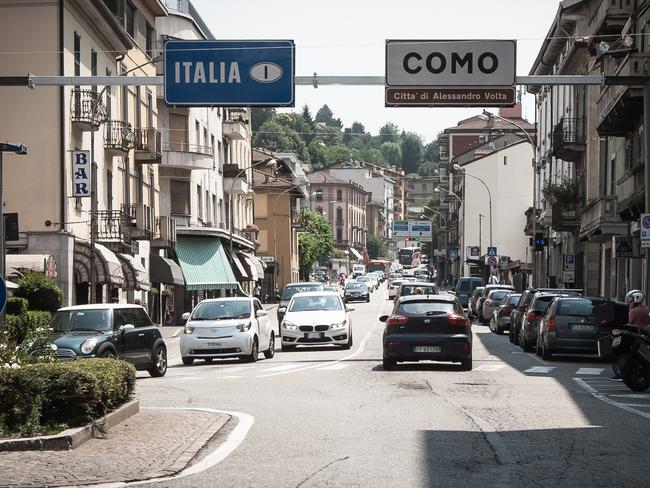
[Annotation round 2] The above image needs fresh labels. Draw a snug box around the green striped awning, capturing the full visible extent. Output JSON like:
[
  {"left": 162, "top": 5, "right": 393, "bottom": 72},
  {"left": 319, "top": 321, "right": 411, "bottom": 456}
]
[{"left": 175, "top": 237, "right": 239, "bottom": 291}]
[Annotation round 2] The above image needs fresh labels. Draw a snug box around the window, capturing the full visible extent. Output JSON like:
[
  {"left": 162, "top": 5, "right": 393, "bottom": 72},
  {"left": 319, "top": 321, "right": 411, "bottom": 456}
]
[
  {"left": 74, "top": 32, "right": 81, "bottom": 76},
  {"left": 211, "top": 135, "right": 215, "bottom": 167},
  {"left": 213, "top": 195, "right": 217, "bottom": 224},
  {"left": 204, "top": 128, "right": 208, "bottom": 152},
  {"left": 336, "top": 207, "right": 343, "bottom": 223},
  {"left": 195, "top": 120, "right": 200, "bottom": 148},
  {"left": 106, "top": 170, "right": 113, "bottom": 211},
  {"left": 105, "top": 68, "right": 112, "bottom": 119},
  {"left": 170, "top": 180, "right": 190, "bottom": 215},
  {"left": 135, "top": 86, "right": 141, "bottom": 129},
  {"left": 145, "top": 22, "right": 155, "bottom": 58},
  {"left": 197, "top": 184, "right": 203, "bottom": 220},
  {"left": 316, "top": 189, "right": 323, "bottom": 201},
  {"left": 205, "top": 190, "right": 210, "bottom": 222},
  {"left": 90, "top": 49, "right": 97, "bottom": 93},
  {"left": 148, "top": 169, "right": 155, "bottom": 210},
  {"left": 336, "top": 189, "right": 343, "bottom": 201},
  {"left": 125, "top": 1, "right": 135, "bottom": 38},
  {"left": 336, "top": 228, "right": 343, "bottom": 241}
]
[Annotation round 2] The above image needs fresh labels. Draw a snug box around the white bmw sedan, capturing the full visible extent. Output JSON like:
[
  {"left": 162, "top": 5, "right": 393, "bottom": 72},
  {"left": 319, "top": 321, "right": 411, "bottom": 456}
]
[
  {"left": 280, "top": 292, "right": 354, "bottom": 351},
  {"left": 180, "top": 297, "right": 274, "bottom": 365}
]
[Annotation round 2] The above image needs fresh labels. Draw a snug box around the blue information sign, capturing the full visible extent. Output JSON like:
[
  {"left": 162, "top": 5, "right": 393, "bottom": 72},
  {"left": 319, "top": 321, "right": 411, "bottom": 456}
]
[
  {"left": 164, "top": 40, "right": 295, "bottom": 107},
  {"left": 487, "top": 246, "right": 497, "bottom": 257}
]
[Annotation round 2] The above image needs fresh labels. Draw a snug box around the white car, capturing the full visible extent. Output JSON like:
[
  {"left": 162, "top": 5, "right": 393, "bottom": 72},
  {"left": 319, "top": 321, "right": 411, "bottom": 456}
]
[
  {"left": 388, "top": 279, "right": 405, "bottom": 300},
  {"left": 281, "top": 291, "right": 354, "bottom": 351},
  {"left": 180, "top": 297, "right": 274, "bottom": 365}
]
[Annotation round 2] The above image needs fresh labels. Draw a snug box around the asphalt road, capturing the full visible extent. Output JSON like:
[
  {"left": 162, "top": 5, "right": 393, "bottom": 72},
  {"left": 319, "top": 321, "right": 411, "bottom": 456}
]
[{"left": 136, "top": 285, "right": 650, "bottom": 488}]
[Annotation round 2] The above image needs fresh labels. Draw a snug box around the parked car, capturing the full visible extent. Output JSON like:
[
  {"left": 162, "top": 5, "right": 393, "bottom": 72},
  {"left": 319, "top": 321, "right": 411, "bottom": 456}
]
[
  {"left": 476, "top": 285, "right": 515, "bottom": 323},
  {"left": 519, "top": 292, "right": 575, "bottom": 352},
  {"left": 388, "top": 278, "right": 405, "bottom": 300},
  {"left": 180, "top": 297, "right": 274, "bottom": 365},
  {"left": 489, "top": 293, "right": 521, "bottom": 335},
  {"left": 277, "top": 282, "right": 325, "bottom": 327},
  {"left": 367, "top": 274, "right": 380, "bottom": 290},
  {"left": 455, "top": 277, "right": 485, "bottom": 309},
  {"left": 510, "top": 288, "right": 582, "bottom": 345},
  {"left": 480, "top": 288, "right": 513, "bottom": 324},
  {"left": 343, "top": 281, "right": 370, "bottom": 303},
  {"left": 394, "top": 281, "right": 438, "bottom": 302},
  {"left": 380, "top": 295, "right": 472, "bottom": 371},
  {"left": 537, "top": 297, "right": 628, "bottom": 359},
  {"left": 49, "top": 304, "right": 168, "bottom": 377},
  {"left": 280, "top": 291, "right": 354, "bottom": 351},
  {"left": 468, "top": 286, "right": 485, "bottom": 318}
]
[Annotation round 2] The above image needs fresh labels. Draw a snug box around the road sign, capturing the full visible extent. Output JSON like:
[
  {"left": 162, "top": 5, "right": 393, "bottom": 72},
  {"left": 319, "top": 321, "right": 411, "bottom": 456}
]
[
  {"left": 411, "top": 222, "right": 432, "bottom": 239},
  {"left": 562, "top": 270, "right": 575, "bottom": 283},
  {"left": 641, "top": 214, "right": 650, "bottom": 241},
  {"left": 71, "top": 150, "right": 90, "bottom": 198},
  {"left": 0, "top": 276, "right": 7, "bottom": 314},
  {"left": 487, "top": 246, "right": 497, "bottom": 257},
  {"left": 448, "top": 249, "right": 458, "bottom": 260},
  {"left": 563, "top": 254, "right": 575, "bottom": 271},
  {"left": 470, "top": 246, "right": 480, "bottom": 258},
  {"left": 392, "top": 220, "right": 410, "bottom": 237},
  {"left": 486, "top": 256, "right": 498, "bottom": 267},
  {"left": 499, "top": 256, "right": 509, "bottom": 269},
  {"left": 386, "top": 87, "right": 516, "bottom": 107},
  {"left": 164, "top": 40, "right": 295, "bottom": 106}
]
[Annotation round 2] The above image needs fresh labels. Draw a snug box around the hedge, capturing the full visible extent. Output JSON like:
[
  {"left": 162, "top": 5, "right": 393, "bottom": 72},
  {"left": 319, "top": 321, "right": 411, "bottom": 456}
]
[
  {"left": 0, "top": 359, "right": 136, "bottom": 437},
  {"left": 6, "top": 297, "right": 28, "bottom": 316},
  {"left": 3, "top": 311, "right": 51, "bottom": 346}
]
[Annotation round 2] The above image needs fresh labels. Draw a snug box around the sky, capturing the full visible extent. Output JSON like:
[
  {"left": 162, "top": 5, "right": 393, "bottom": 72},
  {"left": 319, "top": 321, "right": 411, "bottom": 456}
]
[{"left": 192, "top": 0, "right": 561, "bottom": 143}]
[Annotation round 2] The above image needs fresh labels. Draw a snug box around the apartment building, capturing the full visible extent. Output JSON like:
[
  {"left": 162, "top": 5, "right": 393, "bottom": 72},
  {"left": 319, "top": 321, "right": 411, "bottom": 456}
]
[{"left": 0, "top": 0, "right": 168, "bottom": 307}]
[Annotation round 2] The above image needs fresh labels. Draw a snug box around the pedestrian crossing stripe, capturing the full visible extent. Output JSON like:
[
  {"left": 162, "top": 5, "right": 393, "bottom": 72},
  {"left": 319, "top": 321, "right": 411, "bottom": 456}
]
[
  {"left": 475, "top": 364, "right": 506, "bottom": 372},
  {"left": 575, "top": 367, "right": 605, "bottom": 375},
  {"left": 258, "top": 364, "right": 304, "bottom": 372},
  {"left": 317, "top": 363, "right": 349, "bottom": 371},
  {"left": 524, "top": 366, "right": 555, "bottom": 374}
]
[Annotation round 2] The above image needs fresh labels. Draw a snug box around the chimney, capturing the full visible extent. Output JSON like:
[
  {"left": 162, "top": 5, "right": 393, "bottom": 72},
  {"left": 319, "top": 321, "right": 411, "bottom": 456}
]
[{"left": 499, "top": 102, "right": 522, "bottom": 119}]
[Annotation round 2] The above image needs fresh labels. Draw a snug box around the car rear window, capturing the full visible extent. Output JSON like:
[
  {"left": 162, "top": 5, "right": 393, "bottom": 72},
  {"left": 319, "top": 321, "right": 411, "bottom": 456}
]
[
  {"left": 557, "top": 299, "right": 604, "bottom": 317},
  {"left": 531, "top": 295, "right": 556, "bottom": 313},
  {"left": 401, "top": 285, "right": 437, "bottom": 296},
  {"left": 282, "top": 284, "right": 323, "bottom": 300},
  {"left": 507, "top": 295, "right": 521, "bottom": 306},
  {"left": 397, "top": 301, "right": 455, "bottom": 315},
  {"left": 489, "top": 290, "right": 509, "bottom": 301},
  {"left": 458, "top": 280, "right": 470, "bottom": 292}
]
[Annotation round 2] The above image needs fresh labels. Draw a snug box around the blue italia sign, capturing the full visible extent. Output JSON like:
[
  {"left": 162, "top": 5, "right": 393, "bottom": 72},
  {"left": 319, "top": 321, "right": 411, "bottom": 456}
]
[{"left": 164, "top": 40, "right": 295, "bottom": 106}]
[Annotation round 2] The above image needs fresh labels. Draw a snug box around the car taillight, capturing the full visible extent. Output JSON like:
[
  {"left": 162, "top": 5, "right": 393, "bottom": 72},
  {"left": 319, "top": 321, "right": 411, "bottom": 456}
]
[
  {"left": 547, "top": 316, "right": 556, "bottom": 332},
  {"left": 527, "top": 311, "right": 541, "bottom": 321},
  {"left": 387, "top": 315, "right": 408, "bottom": 330},
  {"left": 448, "top": 314, "right": 469, "bottom": 326}
]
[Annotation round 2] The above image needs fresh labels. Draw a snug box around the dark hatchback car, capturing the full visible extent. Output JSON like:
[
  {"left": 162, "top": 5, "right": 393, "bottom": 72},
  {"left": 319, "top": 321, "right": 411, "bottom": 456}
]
[
  {"left": 537, "top": 297, "right": 628, "bottom": 359},
  {"left": 519, "top": 293, "right": 566, "bottom": 352},
  {"left": 49, "top": 304, "right": 168, "bottom": 377},
  {"left": 394, "top": 282, "right": 438, "bottom": 301},
  {"left": 343, "top": 281, "right": 370, "bottom": 303},
  {"left": 380, "top": 295, "right": 472, "bottom": 371},
  {"left": 490, "top": 293, "right": 521, "bottom": 335},
  {"left": 277, "top": 282, "right": 324, "bottom": 324}
]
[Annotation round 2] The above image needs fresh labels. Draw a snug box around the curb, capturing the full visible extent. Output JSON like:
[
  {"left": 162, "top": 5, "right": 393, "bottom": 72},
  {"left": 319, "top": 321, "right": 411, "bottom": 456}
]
[{"left": 0, "top": 399, "right": 139, "bottom": 452}]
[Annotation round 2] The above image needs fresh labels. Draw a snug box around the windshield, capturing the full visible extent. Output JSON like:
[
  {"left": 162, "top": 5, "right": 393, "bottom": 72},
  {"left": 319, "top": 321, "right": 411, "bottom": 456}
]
[
  {"left": 191, "top": 300, "right": 251, "bottom": 320},
  {"left": 289, "top": 295, "right": 343, "bottom": 312},
  {"left": 557, "top": 299, "right": 605, "bottom": 317},
  {"left": 357, "top": 276, "right": 370, "bottom": 282},
  {"left": 50, "top": 309, "right": 112, "bottom": 332},
  {"left": 507, "top": 295, "right": 521, "bottom": 306},
  {"left": 282, "top": 284, "right": 323, "bottom": 300},
  {"left": 346, "top": 283, "right": 368, "bottom": 290},
  {"left": 397, "top": 302, "right": 455, "bottom": 315},
  {"left": 531, "top": 296, "right": 556, "bottom": 314},
  {"left": 489, "top": 290, "right": 509, "bottom": 301}
]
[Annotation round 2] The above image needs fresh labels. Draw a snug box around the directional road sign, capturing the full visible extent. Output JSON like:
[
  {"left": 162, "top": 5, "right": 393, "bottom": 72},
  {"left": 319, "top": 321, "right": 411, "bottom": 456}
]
[
  {"left": 164, "top": 40, "right": 295, "bottom": 106},
  {"left": 392, "top": 220, "right": 410, "bottom": 237}
]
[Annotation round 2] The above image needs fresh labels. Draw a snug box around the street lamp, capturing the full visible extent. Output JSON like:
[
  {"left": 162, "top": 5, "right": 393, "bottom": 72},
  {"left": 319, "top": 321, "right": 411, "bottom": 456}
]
[
  {"left": 0, "top": 143, "right": 27, "bottom": 310},
  {"left": 433, "top": 186, "right": 462, "bottom": 205},
  {"left": 433, "top": 186, "right": 463, "bottom": 282},
  {"left": 452, "top": 162, "right": 493, "bottom": 248}
]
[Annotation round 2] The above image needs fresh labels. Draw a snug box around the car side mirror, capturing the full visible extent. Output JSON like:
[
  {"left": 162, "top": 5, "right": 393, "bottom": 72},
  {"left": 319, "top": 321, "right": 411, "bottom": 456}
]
[
  {"left": 119, "top": 324, "right": 135, "bottom": 333},
  {"left": 346, "top": 307, "right": 355, "bottom": 312},
  {"left": 256, "top": 310, "right": 268, "bottom": 318},
  {"left": 181, "top": 312, "right": 190, "bottom": 321},
  {"left": 379, "top": 315, "right": 389, "bottom": 322}
]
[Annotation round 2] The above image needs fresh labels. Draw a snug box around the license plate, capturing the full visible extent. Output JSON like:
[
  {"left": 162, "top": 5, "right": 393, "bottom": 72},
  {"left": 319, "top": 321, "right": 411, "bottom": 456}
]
[
  {"left": 612, "top": 336, "right": 622, "bottom": 347},
  {"left": 414, "top": 345, "right": 441, "bottom": 353},
  {"left": 307, "top": 332, "right": 321, "bottom": 339},
  {"left": 207, "top": 342, "right": 222, "bottom": 347},
  {"left": 571, "top": 324, "right": 596, "bottom": 333}
]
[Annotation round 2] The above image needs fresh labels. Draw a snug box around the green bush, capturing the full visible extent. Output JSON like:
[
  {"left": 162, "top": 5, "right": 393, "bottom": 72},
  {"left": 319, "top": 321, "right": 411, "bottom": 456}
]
[
  {"left": 14, "top": 270, "right": 63, "bottom": 313},
  {"left": 0, "top": 359, "right": 136, "bottom": 437},
  {"left": 6, "top": 297, "right": 28, "bottom": 316},
  {"left": 2, "top": 311, "right": 51, "bottom": 346}
]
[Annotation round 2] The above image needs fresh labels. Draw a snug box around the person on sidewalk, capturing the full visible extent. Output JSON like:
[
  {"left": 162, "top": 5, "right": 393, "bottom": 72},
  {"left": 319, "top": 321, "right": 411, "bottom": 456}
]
[{"left": 488, "top": 273, "right": 499, "bottom": 285}]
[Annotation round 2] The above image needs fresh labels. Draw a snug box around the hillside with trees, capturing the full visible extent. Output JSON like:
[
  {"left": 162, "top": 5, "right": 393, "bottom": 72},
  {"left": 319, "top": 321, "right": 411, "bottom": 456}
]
[{"left": 252, "top": 105, "right": 442, "bottom": 175}]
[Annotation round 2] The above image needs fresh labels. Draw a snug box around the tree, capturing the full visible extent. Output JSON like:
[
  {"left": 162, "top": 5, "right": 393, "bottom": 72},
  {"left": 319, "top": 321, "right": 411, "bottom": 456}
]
[
  {"left": 15, "top": 270, "right": 63, "bottom": 313},
  {"left": 252, "top": 118, "right": 310, "bottom": 165},
  {"left": 251, "top": 108, "right": 275, "bottom": 132},
  {"left": 366, "top": 235, "right": 385, "bottom": 259},
  {"left": 301, "top": 104, "right": 313, "bottom": 125},
  {"left": 400, "top": 132, "right": 424, "bottom": 173},
  {"left": 423, "top": 138, "right": 441, "bottom": 163},
  {"left": 351, "top": 121, "right": 366, "bottom": 135},
  {"left": 298, "top": 210, "right": 336, "bottom": 278},
  {"left": 379, "top": 122, "right": 400, "bottom": 143},
  {"left": 418, "top": 161, "right": 438, "bottom": 177},
  {"left": 380, "top": 142, "right": 402, "bottom": 167}
]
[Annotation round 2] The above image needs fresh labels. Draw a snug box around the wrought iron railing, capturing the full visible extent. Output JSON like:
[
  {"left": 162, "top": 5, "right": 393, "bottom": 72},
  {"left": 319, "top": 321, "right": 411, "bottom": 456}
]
[
  {"left": 95, "top": 210, "right": 131, "bottom": 244},
  {"left": 105, "top": 120, "right": 134, "bottom": 152},
  {"left": 71, "top": 88, "right": 106, "bottom": 127},
  {"left": 134, "top": 127, "right": 162, "bottom": 157},
  {"left": 162, "top": 141, "right": 212, "bottom": 155}
]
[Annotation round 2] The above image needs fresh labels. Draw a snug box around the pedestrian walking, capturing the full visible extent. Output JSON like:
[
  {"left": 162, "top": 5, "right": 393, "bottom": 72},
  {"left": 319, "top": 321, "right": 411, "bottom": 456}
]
[
  {"left": 488, "top": 273, "right": 499, "bottom": 285},
  {"left": 254, "top": 282, "right": 262, "bottom": 301}
]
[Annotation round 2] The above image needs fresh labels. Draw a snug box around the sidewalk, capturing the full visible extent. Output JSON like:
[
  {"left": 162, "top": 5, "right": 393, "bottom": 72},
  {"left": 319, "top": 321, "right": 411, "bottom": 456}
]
[{"left": 0, "top": 408, "right": 230, "bottom": 487}]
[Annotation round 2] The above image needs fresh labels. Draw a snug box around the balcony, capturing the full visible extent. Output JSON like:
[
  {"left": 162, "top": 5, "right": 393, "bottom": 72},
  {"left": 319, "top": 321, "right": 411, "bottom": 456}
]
[
  {"left": 95, "top": 210, "right": 132, "bottom": 251},
  {"left": 240, "top": 227, "right": 260, "bottom": 246},
  {"left": 580, "top": 196, "right": 628, "bottom": 241},
  {"left": 125, "top": 203, "right": 155, "bottom": 240},
  {"left": 588, "top": 0, "right": 635, "bottom": 38},
  {"left": 223, "top": 164, "right": 250, "bottom": 194},
  {"left": 161, "top": 140, "right": 213, "bottom": 170},
  {"left": 551, "top": 202, "right": 580, "bottom": 232},
  {"left": 223, "top": 119, "right": 248, "bottom": 140},
  {"left": 597, "top": 53, "right": 650, "bottom": 135},
  {"left": 71, "top": 88, "right": 106, "bottom": 130},
  {"left": 524, "top": 207, "right": 542, "bottom": 236},
  {"left": 152, "top": 216, "right": 176, "bottom": 249},
  {"left": 134, "top": 128, "right": 162, "bottom": 164},
  {"left": 552, "top": 117, "right": 586, "bottom": 162},
  {"left": 291, "top": 210, "right": 306, "bottom": 230},
  {"left": 105, "top": 120, "right": 134, "bottom": 154}
]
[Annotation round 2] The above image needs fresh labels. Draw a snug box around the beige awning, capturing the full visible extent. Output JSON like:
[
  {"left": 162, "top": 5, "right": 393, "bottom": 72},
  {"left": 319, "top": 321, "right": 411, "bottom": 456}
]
[
  {"left": 74, "top": 241, "right": 124, "bottom": 287},
  {"left": 117, "top": 254, "right": 150, "bottom": 291},
  {"left": 6, "top": 254, "right": 51, "bottom": 277},
  {"left": 349, "top": 247, "right": 363, "bottom": 260},
  {"left": 238, "top": 252, "right": 265, "bottom": 282}
]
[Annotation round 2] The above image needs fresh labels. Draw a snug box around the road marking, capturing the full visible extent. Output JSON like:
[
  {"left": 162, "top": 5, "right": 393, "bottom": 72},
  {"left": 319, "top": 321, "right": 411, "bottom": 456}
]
[
  {"left": 171, "top": 328, "right": 182, "bottom": 338},
  {"left": 475, "top": 364, "right": 506, "bottom": 372},
  {"left": 620, "top": 403, "right": 650, "bottom": 407},
  {"left": 219, "top": 375, "right": 245, "bottom": 379},
  {"left": 611, "top": 394, "right": 650, "bottom": 399},
  {"left": 218, "top": 366, "right": 252, "bottom": 373},
  {"left": 575, "top": 378, "right": 650, "bottom": 420},
  {"left": 524, "top": 366, "right": 555, "bottom": 374},
  {"left": 575, "top": 367, "right": 605, "bottom": 375},
  {"left": 258, "top": 364, "right": 303, "bottom": 372},
  {"left": 317, "top": 363, "right": 350, "bottom": 371}
]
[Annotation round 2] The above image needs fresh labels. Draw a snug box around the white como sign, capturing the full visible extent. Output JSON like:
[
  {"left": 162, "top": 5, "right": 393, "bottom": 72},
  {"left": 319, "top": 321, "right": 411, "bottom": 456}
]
[{"left": 386, "top": 40, "right": 516, "bottom": 87}]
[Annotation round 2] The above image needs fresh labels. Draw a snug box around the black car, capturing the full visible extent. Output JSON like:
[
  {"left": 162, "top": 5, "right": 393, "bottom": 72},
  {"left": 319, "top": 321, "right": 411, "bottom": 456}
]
[
  {"left": 49, "top": 304, "right": 168, "bottom": 377},
  {"left": 343, "top": 282, "right": 370, "bottom": 303},
  {"left": 380, "top": 295, "right": 472, "bottom": 371},
  {"left": 537, "top": 297, "right": 628, "bottom": 359},
  {"left": 476, "top": 285, "right": 514, "bottom": 324},
  {"left": 519, "top": 293, "right": 563, "bottom": 352}
]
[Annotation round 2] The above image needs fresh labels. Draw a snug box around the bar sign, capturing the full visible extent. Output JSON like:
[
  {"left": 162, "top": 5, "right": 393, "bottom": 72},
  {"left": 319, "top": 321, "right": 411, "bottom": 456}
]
[{"left": 72, "top": 150, "right": 90, "bottom": 198}]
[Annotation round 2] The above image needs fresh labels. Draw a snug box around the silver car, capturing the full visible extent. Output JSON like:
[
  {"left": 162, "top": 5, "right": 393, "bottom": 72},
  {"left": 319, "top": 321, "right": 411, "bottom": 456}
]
[{"left": 481, "top": 289, "right": 513, "bottom": 323}]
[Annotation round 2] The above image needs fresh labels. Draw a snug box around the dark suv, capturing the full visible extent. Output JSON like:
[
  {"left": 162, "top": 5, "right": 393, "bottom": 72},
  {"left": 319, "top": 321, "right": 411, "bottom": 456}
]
[{"left": 49, "top": 304, "right": 168, "bottom": 377}]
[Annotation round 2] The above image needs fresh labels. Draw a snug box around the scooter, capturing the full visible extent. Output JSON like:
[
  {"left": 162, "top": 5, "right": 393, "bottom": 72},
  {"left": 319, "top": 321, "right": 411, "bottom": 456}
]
[{"left": 599, "top": 325, "right": 650, "bottom": 392}]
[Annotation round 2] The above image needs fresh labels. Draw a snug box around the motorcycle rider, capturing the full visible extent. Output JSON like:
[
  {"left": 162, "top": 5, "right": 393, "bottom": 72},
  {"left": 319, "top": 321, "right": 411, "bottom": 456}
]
[{"left": 611, "top": 290, "right": 650, "bottom": 380}]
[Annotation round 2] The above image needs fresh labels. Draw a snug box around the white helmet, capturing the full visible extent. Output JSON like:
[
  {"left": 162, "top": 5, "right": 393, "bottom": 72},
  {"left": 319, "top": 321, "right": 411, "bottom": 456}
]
[{"left": 625, "top": 289, "right": 645, "bottom": 304}]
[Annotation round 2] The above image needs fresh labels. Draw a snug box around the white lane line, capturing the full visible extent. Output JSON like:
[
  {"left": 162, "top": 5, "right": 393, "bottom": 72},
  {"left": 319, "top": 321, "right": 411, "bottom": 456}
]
[
  {"left": 524, "top": 366, "right": 556, "bottom": 374},
  {"left": 219, "top": 375, "right": 245, "bottom": 379},
  {"left": 620, "top": 403, "right": 650, "bottom": 407},
  {"left": 258, "top": 364, "right": 303, "bottom": 372},
  {"left": 171, "top": 328, "right": 182, "bottom": 338},
  {"left": 475, "top": 364, "right": 506, "bottom": 372},
  {"left": 575, "top": 378, "right": 650, "bottom": 420},
  {"left": 90, "top": 407, "right": 254, "bottom": 487},
  {"left": 611, "top": 394, "right": 650, "bottom": 399},
  {"left": 575, "top": 367, "right": 605, "bottom": 376},
  {"left": 317, "top": 363, "right": 350, "bottom": 371},
  {"left": 216, "top": 366, "right": 251, "bottom": 374}
]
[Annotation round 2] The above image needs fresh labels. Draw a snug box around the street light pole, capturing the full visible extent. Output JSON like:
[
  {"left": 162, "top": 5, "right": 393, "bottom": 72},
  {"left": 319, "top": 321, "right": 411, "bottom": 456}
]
[{"left": 434, "top": 185, "right": 463, "bottom": 282}]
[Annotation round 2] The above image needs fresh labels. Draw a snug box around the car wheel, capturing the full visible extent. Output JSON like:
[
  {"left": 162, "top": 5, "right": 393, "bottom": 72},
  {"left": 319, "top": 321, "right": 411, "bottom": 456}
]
[
  {"left": 281, "top": 343, "right": 295, "bottom": 352},
  {"left": 461, "top": 358, "right": 473, "bottom": 371},
  {"left": 508, "top": 328, "right": 515, "bottom": 344},
  {"left": 366, "top": 298, "right": 370, "bottom": 303},
  {"left": 263, "top": 333, "right": 275, "bottom": 359},
  {"left": 383, "top": 358, "right": 396, "bottom": 371},
  {"left": 182, "top": 357, "right": 194, "bottom": 366},
  {"left": 341, "top": 331, "right": 353, "bottom": 350},
  {"left": 241, "top": 337, "right": 258, "bottom": 363},
  {"left": 535, "top": 336, "right": 542, "bottom": 356},
  {"left": 542, "top": 338, "right": 552, "bottom": 360},
  {"left": 147, "top": 345, "right": 167, "bottom": 377},
  {"left": 99, "top": 347, "right": 116, "bottom": 359},
  {"left": 522, "top": 336, "right": 532, "bottom": 353},
  {"left": 489, "top": 318, "right": 495, "bottom": 333}
]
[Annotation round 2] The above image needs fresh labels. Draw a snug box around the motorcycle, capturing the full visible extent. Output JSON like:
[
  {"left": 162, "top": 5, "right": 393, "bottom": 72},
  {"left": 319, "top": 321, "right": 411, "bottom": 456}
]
[{"left": 599, "top": 325, "right": 650, "bottom": 392}]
